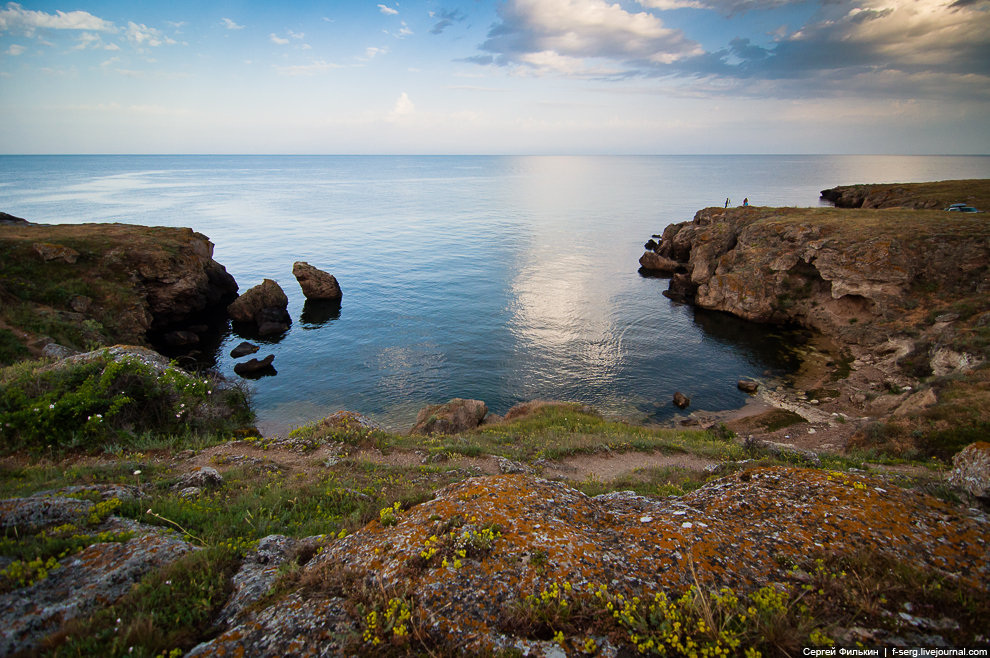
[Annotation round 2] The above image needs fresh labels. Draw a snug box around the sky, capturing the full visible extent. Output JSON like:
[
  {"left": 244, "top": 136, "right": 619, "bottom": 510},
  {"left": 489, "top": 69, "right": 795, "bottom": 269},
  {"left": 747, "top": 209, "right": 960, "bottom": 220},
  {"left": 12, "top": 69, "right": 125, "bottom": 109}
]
[{"left": 0, "top": 0, "right": 988, "bottom": 154}]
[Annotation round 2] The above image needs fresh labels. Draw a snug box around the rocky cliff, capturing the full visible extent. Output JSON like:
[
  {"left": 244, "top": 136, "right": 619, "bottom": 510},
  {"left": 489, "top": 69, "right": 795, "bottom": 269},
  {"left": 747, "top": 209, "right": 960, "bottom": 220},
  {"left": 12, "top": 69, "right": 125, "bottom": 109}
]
[
  {"left": 641, "top": 205, "right": 990, "bottom": 363},
  {"left": 0, "top": 222, "right": 237, "bottom": 358},
  {"left": 820, "top": 179, "right": 990, "bottom": 210}
]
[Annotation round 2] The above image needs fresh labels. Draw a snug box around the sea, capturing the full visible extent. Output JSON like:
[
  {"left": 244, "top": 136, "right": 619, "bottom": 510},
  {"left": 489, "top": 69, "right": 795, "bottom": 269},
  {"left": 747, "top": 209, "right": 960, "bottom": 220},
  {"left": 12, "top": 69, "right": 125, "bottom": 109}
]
[{"left": 2, "top": 154, "right": 989, "bottom": 434}]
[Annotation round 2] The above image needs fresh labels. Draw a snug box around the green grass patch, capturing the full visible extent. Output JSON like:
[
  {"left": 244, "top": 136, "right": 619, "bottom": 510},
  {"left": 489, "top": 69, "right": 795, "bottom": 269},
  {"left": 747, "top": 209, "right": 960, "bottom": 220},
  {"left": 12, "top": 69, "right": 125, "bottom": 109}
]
[
  {"left": 0, "top": 352, "right": 252, "bottom": 454},
  {"left": 395, "top": 406, "right": 742, "bottom": 464}
]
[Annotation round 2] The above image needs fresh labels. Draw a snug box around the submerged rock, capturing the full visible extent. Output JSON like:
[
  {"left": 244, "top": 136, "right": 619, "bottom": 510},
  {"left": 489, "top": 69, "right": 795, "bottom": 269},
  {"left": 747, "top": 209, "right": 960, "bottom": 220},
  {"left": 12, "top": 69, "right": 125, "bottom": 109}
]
[
  {"left": 292, "top": 261, "right": 342, "bottom": 302},
  {"left": 230, "top": 341, "right": 260, "bottom": 358},
  {"left": 673, "top": 391, "right": 691, "bottom": 408},
  {"left": 233, "top": 354, "right": 276, "bottom": 377}
]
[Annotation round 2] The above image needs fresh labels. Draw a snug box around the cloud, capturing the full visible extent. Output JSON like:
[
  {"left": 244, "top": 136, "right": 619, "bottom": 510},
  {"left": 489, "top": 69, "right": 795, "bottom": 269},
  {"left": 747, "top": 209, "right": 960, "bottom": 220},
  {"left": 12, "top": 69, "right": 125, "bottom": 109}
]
[
  {"left": 5, "top": 43, "right": 24, "bottom": 55},
  {"left": 638, "top": 0, "right": 803, "bottom": 13},
  {"left": 430, "top": 8, "right": 466, "bottom": 34},
  {"left": 270, "top": 33, "right": 289, "bottom": 45},
  {"left": 388, "top": 92, "right": 415, "bottom": 120},
  {"left": 365, "top": 46, "right": 388, "bottom": 59},
  {"left": 477, "top": 0, "right": 702, "bottom": 76},
  {"left": 274, "top": 60, "right": 342, "bottom": 76},
  {"left": 378, "top": 4, "right": 399, "bottom": 15},
  {"left": 125, "top": 21, "right": 175, "bottom": 47},
  {"left": 221, "top": 18, "right": 244, "bottom": 30},
  {"left": 73, "top": 31, "right": 119, "bottom": 51},
  {"left": 693, "top": 0, "right": 990, "bottom": 85},
  {"left": 0, "top": 3, "right": 115, "bottom": 34}
]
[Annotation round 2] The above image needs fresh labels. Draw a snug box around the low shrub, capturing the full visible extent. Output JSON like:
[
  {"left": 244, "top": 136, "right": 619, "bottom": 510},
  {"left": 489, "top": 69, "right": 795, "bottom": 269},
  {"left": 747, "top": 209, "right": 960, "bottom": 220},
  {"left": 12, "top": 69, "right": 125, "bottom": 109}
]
[{"left": 0, "top": 352, "right": 252, "bottom": 453}]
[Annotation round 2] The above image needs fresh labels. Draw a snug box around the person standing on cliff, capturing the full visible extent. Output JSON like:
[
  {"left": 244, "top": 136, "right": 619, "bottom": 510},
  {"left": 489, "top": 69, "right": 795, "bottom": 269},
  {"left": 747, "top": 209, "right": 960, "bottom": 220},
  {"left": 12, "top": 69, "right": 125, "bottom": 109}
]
[
  {"left": 725, "top": 197, "right": 730, "bottom": 208},
  {"left": 743, "top": 198, "right": 749, "bottom": 206}
]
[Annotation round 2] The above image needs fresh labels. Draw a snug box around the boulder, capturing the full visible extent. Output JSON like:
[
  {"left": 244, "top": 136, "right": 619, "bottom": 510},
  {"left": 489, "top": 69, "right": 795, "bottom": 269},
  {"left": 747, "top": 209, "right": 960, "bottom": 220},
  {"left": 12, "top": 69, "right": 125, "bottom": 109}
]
[
  {"left": 644, "top": 239, "right": 659, "bottom": 251},
  {"left": 673, "top": 391, "right": 691, "bottom": 408},
  {"left": 32, "top": 242, "right": 79, "bottom": 264},
  {"left": 174, "top": 466, "right": 224, "bottom": 490},
  {"left": 638, "top": 251, "right": 681, "bottom": 274},
  {"left": 230, "top": 341, "right": 260, "bottom": 358},
  {"left": 947, "top": 442, "right": 990, "bottom": 500},
  {"left": 228, "top": 279, "right": 290, "bottom": 328},
  {"left": 410, "top": 398, "right": 488, "bottom": 435},
  {"left": 737, "top": 379, "right": 760, "bottom": 394},
  {"left": 292, "top": 262, "right": 342, "bottom": 302},
  {"left": 234, "top": 354, "right": 276, "bottom": 377}
]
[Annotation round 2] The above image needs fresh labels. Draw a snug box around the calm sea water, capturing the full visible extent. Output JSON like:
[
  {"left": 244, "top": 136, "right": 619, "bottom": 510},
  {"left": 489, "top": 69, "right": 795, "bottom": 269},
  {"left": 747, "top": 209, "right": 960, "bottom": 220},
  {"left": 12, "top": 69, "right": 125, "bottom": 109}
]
[{"left": 2, "top": 155, "right": 989, "bottom": 433}]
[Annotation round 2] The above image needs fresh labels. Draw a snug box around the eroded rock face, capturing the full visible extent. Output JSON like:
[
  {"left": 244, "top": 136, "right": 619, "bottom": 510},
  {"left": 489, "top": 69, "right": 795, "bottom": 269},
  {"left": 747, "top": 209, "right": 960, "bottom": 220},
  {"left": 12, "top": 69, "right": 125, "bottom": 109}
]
[
  {"left": 103, "top": 227, "right": 238, "bottom": 332},
  {"left": 292, "top": 261, "right": 342, "bottom": 302},
  {"left": 410, "top": 398, "right": 488, "bottom": 435},
  {"left": 647, "top": 207, "right": 990, "bottom": 354},
  {"left": 192, "top": 468, "right": 989, "bottom": 656}
]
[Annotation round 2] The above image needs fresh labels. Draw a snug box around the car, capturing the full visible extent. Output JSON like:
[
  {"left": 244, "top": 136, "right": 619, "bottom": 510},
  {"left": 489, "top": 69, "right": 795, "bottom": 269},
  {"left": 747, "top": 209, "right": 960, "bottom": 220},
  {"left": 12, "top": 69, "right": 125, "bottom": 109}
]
[{"left": 945, "top": 202, "right": 981, "bottom": 212}]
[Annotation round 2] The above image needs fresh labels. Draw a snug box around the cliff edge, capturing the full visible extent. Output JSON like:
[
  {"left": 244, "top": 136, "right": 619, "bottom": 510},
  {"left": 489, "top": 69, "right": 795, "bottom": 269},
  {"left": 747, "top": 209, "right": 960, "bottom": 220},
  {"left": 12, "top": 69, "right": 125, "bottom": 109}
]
[{"left": 0, "top": 222, "right": 237, "bottom": 362}]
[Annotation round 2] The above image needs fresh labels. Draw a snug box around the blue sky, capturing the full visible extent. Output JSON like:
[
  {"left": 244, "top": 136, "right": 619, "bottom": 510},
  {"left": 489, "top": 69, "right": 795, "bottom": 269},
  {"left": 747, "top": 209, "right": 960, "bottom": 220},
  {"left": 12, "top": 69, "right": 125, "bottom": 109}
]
[{"left": 1, "top": 0, "right": 988, "bottom": 154}]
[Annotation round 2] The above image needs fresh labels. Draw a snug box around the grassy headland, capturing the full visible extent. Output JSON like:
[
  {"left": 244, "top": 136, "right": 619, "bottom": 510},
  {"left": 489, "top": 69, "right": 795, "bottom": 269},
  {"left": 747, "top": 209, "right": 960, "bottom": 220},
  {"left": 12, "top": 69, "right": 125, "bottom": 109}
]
[{"left": 2, "top": 184, "right": 989, "bottom": 655}]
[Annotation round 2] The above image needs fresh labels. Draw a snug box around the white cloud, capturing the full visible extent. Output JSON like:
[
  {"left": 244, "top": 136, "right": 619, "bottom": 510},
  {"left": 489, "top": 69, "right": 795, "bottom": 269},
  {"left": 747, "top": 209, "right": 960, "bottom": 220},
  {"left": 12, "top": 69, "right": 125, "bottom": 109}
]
[
  {"left": 287, "top": 29, "right": 304, "bottom": 39},
  {"left": 125, "top": 22, "right": 175, "bottom": 48},
  {"left": 73, "top": 31, "right": 118, "bottom": 51},
  {"left": 365, "top": 46, "right": 388, "bottom": 59},
  {"left": 478, "top": 0, "right": 702, "bottom": 75},
  {"left": 270, "top": 33, "right": 289, "bottom": 45},
  {"left": 221, "top": 18, "right": 244, "bottom": 30},
  {"left": 388, "top": 92, "right": 415, "bottom": 120},
  {"left": 378, "top": 4, "right": 399, "bottom": 15},
  {"left": 0, "top": 3, "right": 115, "bottom": 34},
  {"left": 274, "top": 60, "right": 342, "bottom": 76},
  {"left": 5, "top": 43, "right": 25, "bottom": 55}
]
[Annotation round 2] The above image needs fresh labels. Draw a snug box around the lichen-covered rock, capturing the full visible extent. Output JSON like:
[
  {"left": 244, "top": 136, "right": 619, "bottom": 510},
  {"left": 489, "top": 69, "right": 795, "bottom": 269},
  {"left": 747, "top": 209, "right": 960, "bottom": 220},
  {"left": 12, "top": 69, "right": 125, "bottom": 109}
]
[
  {"left": 186, "top": 592, "right": 351, "bottom": 658},
  {"left": 33, "top": 242, "right": 79, "bottom": 264},
  {"left": 192, "top": 468, "right": 987, "bottom": 655},
  {"left": 174, "top": 466, "right": 223, "bottom": 490},
  {"left": 948, "top": 442, "right": 990, "bottom": 500},
  {"left": 0, "top": 519, "right": 194, "bottom": 656},
  {"left": 217, "top": 534, "right": 298, "bottom": 627},
  {"left": 292, "top": 261, "right": 342, "bottom": 302},
  {"left": 410, "top": 398, "right": 488, "bottom": 435},
  {"left": 0, "top": 496, "right": 94, "bottom": 532}
]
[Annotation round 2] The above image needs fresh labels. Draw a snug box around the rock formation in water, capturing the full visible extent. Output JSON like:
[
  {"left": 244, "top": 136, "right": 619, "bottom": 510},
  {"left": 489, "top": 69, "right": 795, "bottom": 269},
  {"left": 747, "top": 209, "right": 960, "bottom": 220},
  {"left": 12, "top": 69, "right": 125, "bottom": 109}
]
[
  {"left": 292, "top": 261, "right": 342, "bottom": 302},
  {"left": 227, "top": 279, "right": 291, "bottom": 336}
]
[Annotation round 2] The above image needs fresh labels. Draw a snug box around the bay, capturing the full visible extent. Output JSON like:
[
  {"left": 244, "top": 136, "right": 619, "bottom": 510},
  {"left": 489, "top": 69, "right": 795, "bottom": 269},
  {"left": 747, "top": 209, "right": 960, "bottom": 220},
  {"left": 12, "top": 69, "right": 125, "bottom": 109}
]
[{"left": 2, "top": 154, "right": 988, "bottom": 433}]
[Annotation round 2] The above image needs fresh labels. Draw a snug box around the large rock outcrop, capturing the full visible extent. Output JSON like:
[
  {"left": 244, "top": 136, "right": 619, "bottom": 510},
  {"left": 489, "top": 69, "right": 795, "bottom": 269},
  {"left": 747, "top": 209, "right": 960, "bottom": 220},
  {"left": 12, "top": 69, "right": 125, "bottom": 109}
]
[
  {"left": 0, "top": 222, "right": 237, "bottom": 352},
  {"left": 189, "top": 467, "right": 989, "bottom": 655},
  {"left": 643, "top": 206, "right": 990, "bottom": 352}
]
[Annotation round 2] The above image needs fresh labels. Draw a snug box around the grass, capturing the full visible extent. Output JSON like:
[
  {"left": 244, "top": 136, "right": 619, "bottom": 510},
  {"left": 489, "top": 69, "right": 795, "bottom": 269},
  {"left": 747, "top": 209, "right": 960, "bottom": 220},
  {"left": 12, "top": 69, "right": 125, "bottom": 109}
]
[{"left": 389, "top": 405, "right": 744, "bottom": 464}]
